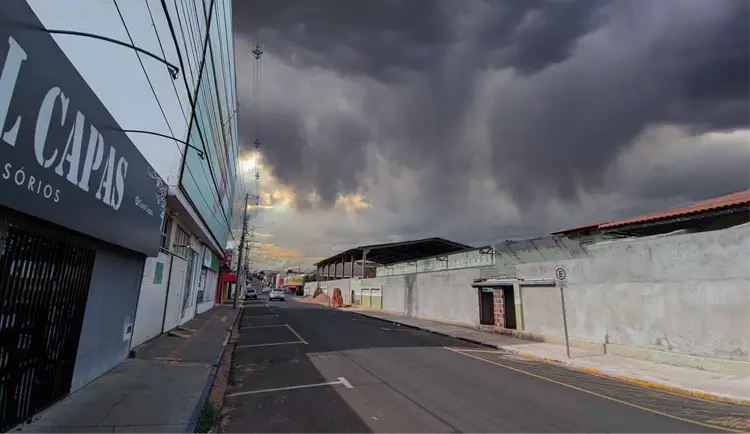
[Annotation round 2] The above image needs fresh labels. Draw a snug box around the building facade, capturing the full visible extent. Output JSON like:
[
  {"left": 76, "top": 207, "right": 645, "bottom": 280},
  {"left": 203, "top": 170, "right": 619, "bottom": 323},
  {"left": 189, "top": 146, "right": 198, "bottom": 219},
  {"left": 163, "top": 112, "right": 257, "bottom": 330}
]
[{"left": 0, "top": 0, "right": 239, "bottom": 428}]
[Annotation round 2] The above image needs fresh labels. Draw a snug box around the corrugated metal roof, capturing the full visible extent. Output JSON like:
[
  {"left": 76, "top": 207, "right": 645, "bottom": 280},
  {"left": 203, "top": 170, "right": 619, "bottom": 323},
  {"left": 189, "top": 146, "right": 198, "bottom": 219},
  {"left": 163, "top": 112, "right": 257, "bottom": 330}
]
[
  {"left": 601, "top": 190, "right": 750, "bottom": 229},
  {"left": 551, "top": 220, "right": 610, "bottom": 235}
]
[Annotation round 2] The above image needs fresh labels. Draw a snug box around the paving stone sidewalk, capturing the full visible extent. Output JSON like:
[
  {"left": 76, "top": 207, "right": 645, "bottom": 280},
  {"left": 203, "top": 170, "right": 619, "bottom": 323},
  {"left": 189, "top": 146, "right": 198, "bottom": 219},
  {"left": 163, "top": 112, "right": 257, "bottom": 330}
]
[{"left": 15, "top": 305, "right": 239, "bottom": 433}]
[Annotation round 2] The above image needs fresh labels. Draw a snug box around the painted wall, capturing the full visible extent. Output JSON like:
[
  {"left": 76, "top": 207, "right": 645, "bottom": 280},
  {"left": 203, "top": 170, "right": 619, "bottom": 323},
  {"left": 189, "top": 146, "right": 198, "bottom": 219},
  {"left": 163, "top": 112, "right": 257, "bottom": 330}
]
[
  {"left": 303, "top": 281, "right": 317, "bottom": 296},
  {"left": 71, "top": 245, "right": 145, "bottom": 391},
  {"left": 131, "top": 252, "right": 172, "bottom": 348},
  {"left": 196, "top": 269, "right": 218, "bottom": 314},
  {"left": 361, "top": 268, "right": 483, "bottom": 326},
  {"left": 517, "top": 225, "right": 750, "bottom": 365},
  {"left": 318, "top": 278, "right": 352, "bottom": 304},
  {"left": 26, "top": 0, "right": 191, "bottom": 186}
]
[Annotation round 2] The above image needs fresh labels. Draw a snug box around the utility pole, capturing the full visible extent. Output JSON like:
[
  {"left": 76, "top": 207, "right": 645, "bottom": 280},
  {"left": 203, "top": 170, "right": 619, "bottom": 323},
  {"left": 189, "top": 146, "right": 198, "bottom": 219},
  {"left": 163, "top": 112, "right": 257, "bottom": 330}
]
[{"left": 234, "top": 192, "right": 249, "bottom": 309}]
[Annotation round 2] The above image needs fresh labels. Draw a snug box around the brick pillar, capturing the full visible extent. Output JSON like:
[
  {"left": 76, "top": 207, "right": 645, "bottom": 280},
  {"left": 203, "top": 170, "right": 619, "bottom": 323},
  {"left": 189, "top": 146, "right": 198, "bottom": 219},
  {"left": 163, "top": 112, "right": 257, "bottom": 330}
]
[{"left": 493, "top": 288, "right": 505, "bottom": 327}]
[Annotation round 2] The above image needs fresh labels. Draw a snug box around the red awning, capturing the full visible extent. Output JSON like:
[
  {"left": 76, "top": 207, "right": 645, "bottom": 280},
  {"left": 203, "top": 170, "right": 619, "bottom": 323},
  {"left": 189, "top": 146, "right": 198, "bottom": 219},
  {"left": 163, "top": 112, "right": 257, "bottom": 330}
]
[{"left": 222, "top": 272, "right": 236, "bottom": 283}]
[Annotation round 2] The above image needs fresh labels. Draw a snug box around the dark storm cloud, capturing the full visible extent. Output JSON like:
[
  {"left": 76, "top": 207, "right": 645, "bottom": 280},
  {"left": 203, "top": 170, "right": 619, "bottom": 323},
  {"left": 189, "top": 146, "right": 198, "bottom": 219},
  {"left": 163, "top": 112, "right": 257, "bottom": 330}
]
[
  {"left": 234, "top": 0, "right": 750, "bottom": 215},
  {"left": 255, "top": 106, "right": 370, "bottom": 208},
  {"left": 486, "top": 0, "right": 750, "bottom": 205},
  {"left": 629, "top": 142, "right": 750, "bottom": 204},
  {"left": 234, "top": 0, "right": 453, "bottom": 82}
]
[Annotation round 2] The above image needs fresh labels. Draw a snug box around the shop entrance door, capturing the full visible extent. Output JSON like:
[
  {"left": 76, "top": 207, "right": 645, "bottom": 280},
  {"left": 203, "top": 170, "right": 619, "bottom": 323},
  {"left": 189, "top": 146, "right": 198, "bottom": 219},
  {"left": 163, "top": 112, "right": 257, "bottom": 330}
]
[
  {"left": 479, "top": 288, "right": 495, "bottom": 325},
  {"left": 0, "top": 220, "right": 96, "bottom": 431}
]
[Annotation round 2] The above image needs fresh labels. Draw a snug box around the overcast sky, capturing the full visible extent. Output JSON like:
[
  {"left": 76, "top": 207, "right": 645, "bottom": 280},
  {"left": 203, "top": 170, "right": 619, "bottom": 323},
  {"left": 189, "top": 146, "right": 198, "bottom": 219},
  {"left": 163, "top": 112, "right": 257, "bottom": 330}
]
[{"left": 230, "top": 0, "right": 750, "bottom": 270}]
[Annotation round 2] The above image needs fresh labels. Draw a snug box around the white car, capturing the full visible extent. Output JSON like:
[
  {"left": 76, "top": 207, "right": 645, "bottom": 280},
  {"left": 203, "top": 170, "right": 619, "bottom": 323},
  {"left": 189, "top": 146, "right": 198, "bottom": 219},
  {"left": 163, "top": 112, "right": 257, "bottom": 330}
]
[
  {"left": 245, "top": 288, "right": 257, "bottom": 300},
  {"left": 269, "top": 288, "right": 285, "bottom": 301}
]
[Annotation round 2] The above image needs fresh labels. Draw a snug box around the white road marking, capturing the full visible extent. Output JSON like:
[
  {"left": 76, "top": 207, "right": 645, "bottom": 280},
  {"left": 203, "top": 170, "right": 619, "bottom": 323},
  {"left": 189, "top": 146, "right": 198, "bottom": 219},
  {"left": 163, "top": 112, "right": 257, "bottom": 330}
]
[
  {"left": 226, "top": 377, "right": 354, "bottom": 398},
  {"left": 338, "top": 377, "right": 354, "bottom": 389},
  {"left": 285, "top": 324, "right": 309, "bottom": 344},
  {"left": 235, "top": 341, "right": 306, "bottom": 349}
]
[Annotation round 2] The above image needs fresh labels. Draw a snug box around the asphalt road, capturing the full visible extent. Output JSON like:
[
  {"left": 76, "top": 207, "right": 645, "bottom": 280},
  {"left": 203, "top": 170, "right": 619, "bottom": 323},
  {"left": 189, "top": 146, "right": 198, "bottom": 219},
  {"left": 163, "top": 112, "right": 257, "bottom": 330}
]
[{"left": 222, "top": 295, "right": 748, "bottom": 433}]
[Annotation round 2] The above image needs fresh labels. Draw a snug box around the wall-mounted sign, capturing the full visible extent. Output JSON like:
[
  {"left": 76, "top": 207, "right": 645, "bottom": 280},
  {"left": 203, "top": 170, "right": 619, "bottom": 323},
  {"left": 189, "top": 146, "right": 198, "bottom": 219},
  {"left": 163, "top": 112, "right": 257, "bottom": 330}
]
[
  {"left": 555, "top": 267, "right": 567, "bottom": 287},
  {"left": 222, "top": 248, "right": 233, "bottom": 269},
  {"left": 0, "top": 0, "right": 165, "bottom": 256},
  {"left": 202, "top": 245, "right": 213, "bottom": 268},
  {"left": 286, "top": 274, "right": 305, "bottom": 286}
]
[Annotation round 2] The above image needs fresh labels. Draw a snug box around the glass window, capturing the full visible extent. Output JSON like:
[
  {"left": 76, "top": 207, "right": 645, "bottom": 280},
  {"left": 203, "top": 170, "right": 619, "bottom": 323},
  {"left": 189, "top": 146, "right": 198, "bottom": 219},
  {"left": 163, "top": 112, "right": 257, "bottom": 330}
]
[
  {"left": 160, "top": 215, "right": 172, "bottom": 251},
  {"left": 173, "top": 226, "right": 190, "bottom": 258}
]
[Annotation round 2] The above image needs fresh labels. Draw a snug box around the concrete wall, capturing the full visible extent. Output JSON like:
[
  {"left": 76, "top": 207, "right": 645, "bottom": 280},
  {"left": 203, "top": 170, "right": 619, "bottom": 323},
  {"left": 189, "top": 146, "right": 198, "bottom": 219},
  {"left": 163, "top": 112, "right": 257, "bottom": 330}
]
[
  {"left": 71, "top": 245, "right": 145, "bottom": 391},
  {"left": 318, "top": 279, "right": 352, "bottom": 304},
  {"left": 303, "top": 282, "right": 317, "bottom": 296},
  {"left": 132, "top": 252, "right": 172, "bottom": 348},
  {"left": 361, "top": 268, "right": 483, "bottom": 326},
  {"left": 516, "top": 225, "right": 750, "bottom": 372}
]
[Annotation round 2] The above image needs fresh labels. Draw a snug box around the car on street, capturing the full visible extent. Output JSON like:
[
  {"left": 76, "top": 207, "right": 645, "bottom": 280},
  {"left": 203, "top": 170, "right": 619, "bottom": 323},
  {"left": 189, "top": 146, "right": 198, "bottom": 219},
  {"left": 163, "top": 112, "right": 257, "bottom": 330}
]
[
  {"left": 246, "top": 288, "right": 257, "bottom": 300},
  {"left": 268, "top": 288, "right": 285, "bottom": 301}
]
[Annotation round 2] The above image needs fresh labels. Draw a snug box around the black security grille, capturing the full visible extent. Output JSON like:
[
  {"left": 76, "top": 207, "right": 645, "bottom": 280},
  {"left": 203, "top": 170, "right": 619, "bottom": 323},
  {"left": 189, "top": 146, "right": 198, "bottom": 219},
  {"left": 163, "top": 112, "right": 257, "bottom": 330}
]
[{"left": 0, "top": 223, "right": 95, "bottom": 431}]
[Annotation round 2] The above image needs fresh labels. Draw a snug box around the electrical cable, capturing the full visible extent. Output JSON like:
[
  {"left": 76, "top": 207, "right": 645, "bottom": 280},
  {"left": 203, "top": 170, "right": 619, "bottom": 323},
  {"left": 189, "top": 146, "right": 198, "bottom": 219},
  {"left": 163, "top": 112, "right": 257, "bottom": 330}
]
[
  {"left": 160, "top": 0, "right": 236, "bottom": 237},
  {"left": 113, "top": 0, "right": 235, "bottom": 243},
  {"left": 0, "top": 18, "right": 179, "bottom": 78},
  {"left": 145, "top": 0, "right": 188, "bottom": 123},
  {"left": 173, "top": 0, "right": 198, "bottom": 87}
]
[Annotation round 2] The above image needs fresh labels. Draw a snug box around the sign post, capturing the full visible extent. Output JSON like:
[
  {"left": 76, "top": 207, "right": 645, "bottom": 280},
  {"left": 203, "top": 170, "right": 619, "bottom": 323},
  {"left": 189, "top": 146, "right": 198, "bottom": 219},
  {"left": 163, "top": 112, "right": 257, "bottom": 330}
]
[{"left": 555, "top": 267, "right": 571, "bottom": 358}]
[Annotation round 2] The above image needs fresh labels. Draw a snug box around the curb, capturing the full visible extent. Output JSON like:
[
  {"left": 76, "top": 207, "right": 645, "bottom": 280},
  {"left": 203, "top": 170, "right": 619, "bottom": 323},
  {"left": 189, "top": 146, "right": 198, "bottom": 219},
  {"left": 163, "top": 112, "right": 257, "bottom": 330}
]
[
  {"left": 348, "top": 309, "right": 750, "bottom": 407},
  {"left": 351, "top": 310, "right": 501, "bottom": 350},
  {"left": 185, "top": 307, "right": 243, "bottom": 433},
  {"left": 489, "top": 344, "right": 750, "bottom": 407}
]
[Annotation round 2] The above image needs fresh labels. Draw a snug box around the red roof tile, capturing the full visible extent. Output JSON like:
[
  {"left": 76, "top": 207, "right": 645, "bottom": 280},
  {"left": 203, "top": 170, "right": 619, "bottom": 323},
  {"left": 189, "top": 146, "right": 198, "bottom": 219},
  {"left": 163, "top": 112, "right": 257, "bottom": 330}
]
[{"left": 601, "top": 190, "right": 750, "bottom": 229}]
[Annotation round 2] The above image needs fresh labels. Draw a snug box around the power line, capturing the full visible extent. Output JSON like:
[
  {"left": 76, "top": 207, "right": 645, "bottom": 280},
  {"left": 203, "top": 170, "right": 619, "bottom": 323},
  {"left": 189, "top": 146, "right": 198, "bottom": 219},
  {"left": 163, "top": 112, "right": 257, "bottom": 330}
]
[
  {"left": 112, "top": 0, "right": 235, "bottom": 245},
  {"left": 160, "top": 0, "right": 236, "bottom": 237},
  {"left": 144, "top": 0, "right": 188, "bottom": 123},
  {"left": 112, "top": 0, "right": 177, "bottom": 143}
]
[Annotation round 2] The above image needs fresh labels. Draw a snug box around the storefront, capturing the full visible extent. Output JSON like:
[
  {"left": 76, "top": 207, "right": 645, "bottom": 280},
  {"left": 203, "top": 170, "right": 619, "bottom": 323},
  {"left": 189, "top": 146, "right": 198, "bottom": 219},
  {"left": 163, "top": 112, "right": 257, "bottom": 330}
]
[
  {"left": 196, "top": 246, "right": 220, "bottom": 314},
  {"left": 0, "top": 1, "right": 165, "bottom": 429}
]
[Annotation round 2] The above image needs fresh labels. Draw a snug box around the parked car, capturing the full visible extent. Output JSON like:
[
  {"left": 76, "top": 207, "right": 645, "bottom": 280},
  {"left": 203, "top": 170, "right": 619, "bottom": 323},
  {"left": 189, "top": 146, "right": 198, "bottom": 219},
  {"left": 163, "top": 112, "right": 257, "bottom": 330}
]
[
  {"left": 269, "top": 288, "right": 285, "bottom": 301},
  {"left": 246, "top": 288, "right": 257, "bottom": 300}
]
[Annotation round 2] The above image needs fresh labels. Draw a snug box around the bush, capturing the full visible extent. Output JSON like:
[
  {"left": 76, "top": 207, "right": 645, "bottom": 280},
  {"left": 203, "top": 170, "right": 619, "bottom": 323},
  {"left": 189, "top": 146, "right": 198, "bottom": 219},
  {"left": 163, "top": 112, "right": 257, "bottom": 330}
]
[{"left": 195, "top": 401, "right": 221, "bottom": 433}]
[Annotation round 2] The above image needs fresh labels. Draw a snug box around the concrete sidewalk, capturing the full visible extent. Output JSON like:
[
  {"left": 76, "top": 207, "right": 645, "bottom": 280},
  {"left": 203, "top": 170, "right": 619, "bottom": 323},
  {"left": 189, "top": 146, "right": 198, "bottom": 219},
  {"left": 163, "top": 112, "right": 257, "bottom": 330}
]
[
  {"left": 344, "top": 307, "right": 750, "bottom": 406},
  {"left": 15, "top": 305, "right": 240, "bottom": 433}
]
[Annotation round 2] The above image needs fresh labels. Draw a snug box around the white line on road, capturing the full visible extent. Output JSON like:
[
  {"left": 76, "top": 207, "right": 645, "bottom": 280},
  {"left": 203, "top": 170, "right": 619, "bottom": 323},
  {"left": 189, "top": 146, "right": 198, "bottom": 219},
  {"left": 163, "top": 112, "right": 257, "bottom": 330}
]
[
  {"left": 235, "top": 341, "right": 306, "bottom": 349},
  {"left": 226, "top": 377, "right": 354, "bottom": 398},
  {"left": 285, "top": 324, "right": 309, "bottom": 344},
  {"left": 338, "top": 377, "right": 354, "bottom": 389}
]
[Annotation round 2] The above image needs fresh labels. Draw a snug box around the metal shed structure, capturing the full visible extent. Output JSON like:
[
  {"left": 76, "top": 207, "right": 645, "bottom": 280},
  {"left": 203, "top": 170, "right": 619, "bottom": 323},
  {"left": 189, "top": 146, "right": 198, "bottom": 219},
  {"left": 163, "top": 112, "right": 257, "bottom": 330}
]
[{"left": 314, "top": 237, "right": 474, "bottom": 280}]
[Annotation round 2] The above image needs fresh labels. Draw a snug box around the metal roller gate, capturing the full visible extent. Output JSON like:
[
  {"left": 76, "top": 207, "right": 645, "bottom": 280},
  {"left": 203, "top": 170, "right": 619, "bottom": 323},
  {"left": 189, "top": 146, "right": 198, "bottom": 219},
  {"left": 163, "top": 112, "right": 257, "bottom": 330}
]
[{"left": 0, "top": 219, "right": 96, "bottom": 431}]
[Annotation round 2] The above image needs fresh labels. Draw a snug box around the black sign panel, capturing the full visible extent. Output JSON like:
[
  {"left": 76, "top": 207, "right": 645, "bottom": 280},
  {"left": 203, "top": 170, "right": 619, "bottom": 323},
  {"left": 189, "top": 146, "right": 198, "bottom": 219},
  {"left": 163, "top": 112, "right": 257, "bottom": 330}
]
[{"left": 0, "top": 0, "right": 166, "bottom": 256}]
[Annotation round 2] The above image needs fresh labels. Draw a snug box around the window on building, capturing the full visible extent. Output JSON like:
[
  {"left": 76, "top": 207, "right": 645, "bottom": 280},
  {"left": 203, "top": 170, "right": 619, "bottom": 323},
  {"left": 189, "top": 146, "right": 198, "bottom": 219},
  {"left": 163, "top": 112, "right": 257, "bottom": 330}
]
[
  {"left": 160, "top": 215, "right": 172, "bottom": 251},
  {"left": 173, "top": 226, "right": 190, "bottom": 258}
]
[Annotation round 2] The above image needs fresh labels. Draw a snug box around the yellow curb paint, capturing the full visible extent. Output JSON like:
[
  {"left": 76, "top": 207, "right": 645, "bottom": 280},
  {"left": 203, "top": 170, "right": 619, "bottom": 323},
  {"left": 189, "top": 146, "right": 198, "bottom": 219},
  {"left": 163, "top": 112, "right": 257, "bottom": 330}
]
[
  {"left": 498, "top": 347, "right": 749, "bottom": 407},
  {"left": 446, "top": 347, "right": 745, "bottom": 434}
]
